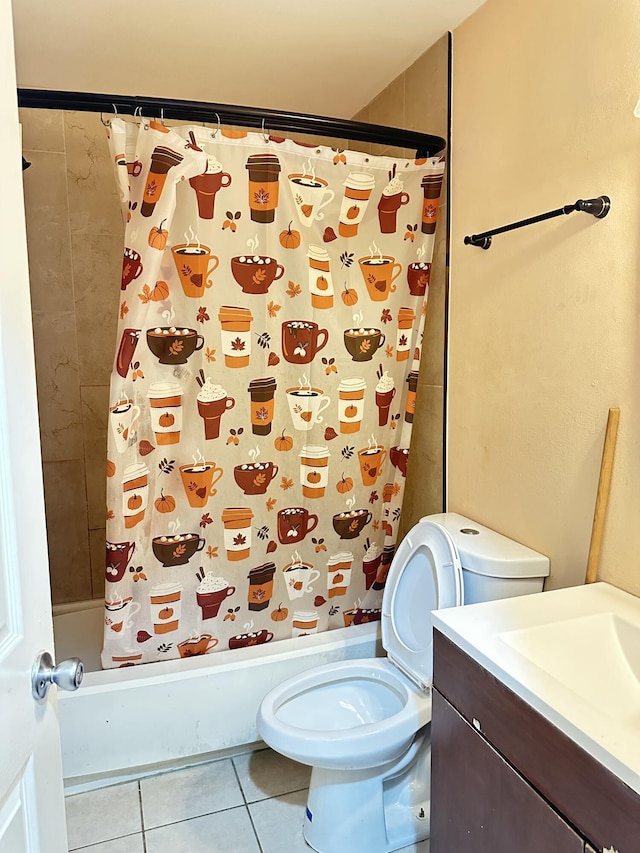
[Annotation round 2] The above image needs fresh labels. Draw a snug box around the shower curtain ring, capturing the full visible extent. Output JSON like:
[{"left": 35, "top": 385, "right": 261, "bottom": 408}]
[
  {"left": 137, "top": 106, "right": 150, "bottom": 130},
  {"left": 133, "top": 106, "right": 143, "bottom": 127},
  {"left": 211, "top": 113, "right": 221, "bottom": 139},
  {"left": 100, "top": 104, "right": 116, "bottom": 127},
  {"left": 261, "top": 117, "right": 269, "bottom": 142},
  {"left": 160, "top": 108, "right": 167, "bottom": 128}
]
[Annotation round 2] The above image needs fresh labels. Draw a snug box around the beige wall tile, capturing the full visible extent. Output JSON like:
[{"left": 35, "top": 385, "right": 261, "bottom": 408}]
[
  {"left": 368, "top": 75, "right": 405, "bottom": 156},
  {"left": 23, "top": 151, "right": 75, "bottom": 314},
  {"left": 351, "top": 106, "right": 370, "bottom": 124},
  {"left": 398, "top": 383, "right": 444, "bottom": 540},
  {"left": 351, "top": 105, "right": 371, "bottom": 155},
  {"left": 19, "top": 107, "right": 65, "bottom": 152},
  {"left": 31, "top": 310, "right": 83, "bottom": 463},
  {"left": 420, "top": 211, "right": 447, "bottom": 387},
  {"left": 43, "top": 460, "right": 92, "bottom": 604},
  {"left": 72, "top": 232, "right": 122, "bottom": 386},
  {"left": 84, "top": 436, "right": 108, "bottom": 531},
  {"left": 22, "top": 150, "right": 69, "bottom": 213},
  {"left": 81, "top": 385, "right": 109, "bottom": 531},
  {"left": 25, "top": 216, "right": 74, "bottom": 314},
  {"left": 81, "top": 384, "right": 109, "bottom": 438},
  {"left": 358, "top": 36, "right": 450, "bottom": 525},
  {"left": 405, "top": 34, "right": 450, "bottom": 140},
  {"left": 64, "top": 110, "right": 124, "bottom": 236},
  {"left": 89, "top": 527, "right": 106, "bottom": 600}
]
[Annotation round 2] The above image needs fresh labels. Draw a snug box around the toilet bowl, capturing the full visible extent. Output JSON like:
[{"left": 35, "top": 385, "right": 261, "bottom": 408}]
[
  {"left": 257, "top": 513, "right": 550, "bottom": 853},
  {"left": 258, "top": 658, "right": 431, "bottom": 771}
]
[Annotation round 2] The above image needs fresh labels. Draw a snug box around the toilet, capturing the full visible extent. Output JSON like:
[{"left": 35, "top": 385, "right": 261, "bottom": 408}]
[{"left": 257, "top": 513, "right": 549, "bottom": 853}]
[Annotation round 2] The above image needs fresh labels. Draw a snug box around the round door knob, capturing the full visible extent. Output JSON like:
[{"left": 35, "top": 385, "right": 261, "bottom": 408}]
[{"left": 31, "top": 651, "right": 84, "bottom": 700}]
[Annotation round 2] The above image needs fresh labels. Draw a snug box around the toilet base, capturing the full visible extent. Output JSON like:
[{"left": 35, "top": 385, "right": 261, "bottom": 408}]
[{"left": 303, "top": 727, "right": 431, "bottom": 853}]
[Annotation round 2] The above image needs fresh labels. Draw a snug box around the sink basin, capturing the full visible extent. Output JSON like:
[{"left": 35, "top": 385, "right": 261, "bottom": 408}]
[
  {"left": 500, "top": 612, "right": 640, "bottom": 725},
  {"left": 431, "top": 581, "right": 640, "bottom": 795}
]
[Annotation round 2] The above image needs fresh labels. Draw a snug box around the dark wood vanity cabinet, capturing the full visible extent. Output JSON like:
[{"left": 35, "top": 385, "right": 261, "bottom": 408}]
[
  {"left": 431, "top": 689, "right": 584, "bottom": 851},
  {"left": 431, "top": 629, "right": 640, "bottom": 853}
]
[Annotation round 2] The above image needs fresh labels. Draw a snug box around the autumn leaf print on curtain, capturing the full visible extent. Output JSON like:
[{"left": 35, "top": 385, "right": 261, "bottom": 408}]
[{"left": 103, "top": 115, "right": 444, "bottom": 668}]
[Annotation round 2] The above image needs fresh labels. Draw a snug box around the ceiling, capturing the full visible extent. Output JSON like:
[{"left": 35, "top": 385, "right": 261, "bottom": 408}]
[{"left": 11, "top": 0, "right": 485, "bottom": 118}]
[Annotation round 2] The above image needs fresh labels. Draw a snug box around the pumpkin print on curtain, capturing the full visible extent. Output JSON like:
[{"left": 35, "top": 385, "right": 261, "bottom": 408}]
[{"left": 102, "top": 115, "right": 444, "bottom": 668}]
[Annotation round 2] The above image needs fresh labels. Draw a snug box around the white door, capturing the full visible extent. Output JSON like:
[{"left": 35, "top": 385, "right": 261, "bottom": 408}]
[{"left": 0, "top": 1, "right": 68, "bottom": 850}]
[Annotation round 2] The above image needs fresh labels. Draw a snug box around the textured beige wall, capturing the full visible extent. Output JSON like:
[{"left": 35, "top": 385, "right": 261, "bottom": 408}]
[
  {"left": 354, "top": 35, "right": 450, "bottom": 536},
  {"left": 21, "top": 108, "right": 123, "bottom": 603},
  {"left": 449, "top": 0, "right": 640, "bottom": 591}
]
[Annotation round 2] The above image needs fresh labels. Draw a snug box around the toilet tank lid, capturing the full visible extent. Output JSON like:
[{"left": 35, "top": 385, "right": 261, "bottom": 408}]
[{"left": 420, "top": 513, "right": 550, "bottom": 580}]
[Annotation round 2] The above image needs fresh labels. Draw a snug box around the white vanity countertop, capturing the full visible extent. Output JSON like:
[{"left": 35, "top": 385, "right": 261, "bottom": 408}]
[{"left": 432, "top": 581, "right": 640, "bottom": 796}]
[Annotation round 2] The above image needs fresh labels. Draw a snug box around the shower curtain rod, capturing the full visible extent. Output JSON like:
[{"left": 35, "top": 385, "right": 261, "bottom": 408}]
[{"left": 16, "top": 89, "right": 446, "bottom": 158}]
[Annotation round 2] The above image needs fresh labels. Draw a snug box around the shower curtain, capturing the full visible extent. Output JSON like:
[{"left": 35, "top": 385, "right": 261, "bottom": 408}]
[{"left": 102, "top": 114, "right": 444, "bottom": 668}]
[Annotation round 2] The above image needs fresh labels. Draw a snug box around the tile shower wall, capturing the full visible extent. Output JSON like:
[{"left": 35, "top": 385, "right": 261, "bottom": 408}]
[
  {"left": 352, "top": 34, "right": 450, "bottom": 535},
  {"left": 21, "top": 107, "right": 123, "bottom": 604},
  {"left": 21, "top": 36, "right": 448, "bottom": 604}
]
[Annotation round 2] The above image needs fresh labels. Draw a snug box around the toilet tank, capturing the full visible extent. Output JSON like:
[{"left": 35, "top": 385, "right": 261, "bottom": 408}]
[{"left": 422, "top": 512, "right": 550, "bottom": 604}]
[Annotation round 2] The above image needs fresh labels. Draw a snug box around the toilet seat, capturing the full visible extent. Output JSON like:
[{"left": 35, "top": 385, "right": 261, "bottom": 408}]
[
  {"left": 382, "top": 519, "right": 463, "bottom": 689},
  {"left": 257, "top": 520, "right": 463, "bottom": 771}
]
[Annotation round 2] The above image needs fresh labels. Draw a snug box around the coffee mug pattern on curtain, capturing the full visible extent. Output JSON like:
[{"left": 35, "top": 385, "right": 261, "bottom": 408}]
[{"left": 103, "top": 117, "right": 444, "bottom": 668}]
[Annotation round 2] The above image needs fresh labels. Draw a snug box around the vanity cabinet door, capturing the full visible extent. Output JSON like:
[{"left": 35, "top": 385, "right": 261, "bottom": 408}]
[{"left": 431, "top": 689, "right": 584, "bottom": 853}]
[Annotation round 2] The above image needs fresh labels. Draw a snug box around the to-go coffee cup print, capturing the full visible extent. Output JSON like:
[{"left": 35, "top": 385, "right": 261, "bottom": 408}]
[
  {"left": 141, "top": 145, "right": 184, "bottom": 218},
  {"left": 299, "top": 444, "right": 330, "bottom": 499},
  {"left": 246, "top": 153, "right": 281, "bottom": 223},
  {"left": 338, "top": 172, "right": 375, "bottom": 238}
]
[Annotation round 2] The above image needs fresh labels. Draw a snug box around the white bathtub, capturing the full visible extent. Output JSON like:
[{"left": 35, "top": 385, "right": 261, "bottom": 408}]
[{"left": 53, "top": 600, "right": 381, "bottom": 792}]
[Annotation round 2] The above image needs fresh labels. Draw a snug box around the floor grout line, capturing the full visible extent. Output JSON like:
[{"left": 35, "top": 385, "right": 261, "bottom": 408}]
[
  {"left": 230, "top": 758, "right": 264, "bottom": 853},
  {"left": 70, "top": 830, "right": 144, "bottom": 851},
  {"left": 138, "top": 802, "right": 253, "bottom": 833},
  {"left": 137, "top": 780, "right": 148, "bottom": 853},
  {"left": 230, "top": 756, "right": 249, "bottom": 805}
]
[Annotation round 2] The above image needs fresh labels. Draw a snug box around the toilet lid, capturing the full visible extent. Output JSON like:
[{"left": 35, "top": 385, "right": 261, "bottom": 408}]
[{"left": 381, "top": 520, "right": 463, "bottom": 689}]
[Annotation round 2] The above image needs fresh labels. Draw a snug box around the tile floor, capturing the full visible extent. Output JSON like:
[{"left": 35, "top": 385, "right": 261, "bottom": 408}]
[{"left": 65, "top": 747, "right": 430, "bottom": 852}]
